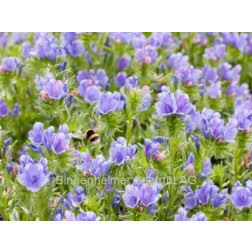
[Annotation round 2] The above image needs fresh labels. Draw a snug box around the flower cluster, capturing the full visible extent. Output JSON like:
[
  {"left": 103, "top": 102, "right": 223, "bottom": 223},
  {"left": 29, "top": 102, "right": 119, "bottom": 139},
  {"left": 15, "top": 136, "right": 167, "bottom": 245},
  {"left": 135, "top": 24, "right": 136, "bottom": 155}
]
[
  {"left": 28, "top": 122, "right": 72, "bottom": 154},
  {"left": 1, "top": 32, "right": 252, "bottom": 221}
]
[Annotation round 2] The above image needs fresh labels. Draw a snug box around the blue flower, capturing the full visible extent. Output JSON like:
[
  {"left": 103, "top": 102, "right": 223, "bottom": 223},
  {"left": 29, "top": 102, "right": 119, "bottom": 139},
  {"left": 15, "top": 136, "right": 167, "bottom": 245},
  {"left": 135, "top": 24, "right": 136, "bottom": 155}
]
[
  {"left": 28, "top": 122, "right": 44, "bottom": 145},
  {"left": 123, "top": 179, "right": 162, "bottom": 209},
  {"left": 17, "top": 155, "right": 48, "bottom": 192},
  {"left": 174, "top": 207, "right": 207, "bottom": 221},
  {"left": 109, "top": 137, "right": 137, "bottom": 166},
  {"left": 117, "top": 56, "right": 131, "bottom": 71},
  {"left": 0, "top": 99, "right": 9, "bottom": 117},
  {"left": 115, "top": 72, "right": 127, "bottom": 87},
  {"left": 42, "top": 79, "right": 68, "bottom": 100},
  {"left": 123, "top": 184, "right": 140, "bottom": 208},
  {"left": 182, "top": 185, "right": 197, "bottom": 209},
  {"left": 204, "top": 44, "right": 226, "bottom": 61},
  {"left": 155, "top": 88, "right": 193, "bottom": 117},
  {"left": 78, "top": 80, "right": 101, "bottom": 104},
  {"left": 195, "top": 180, "right": 219, "bottom": 205},
  {"left": 97, "top": 92, "right": 125, "bottom": 114},
  {"left": 168, "top": 53, "right": 189, "bottom": 70},
  {"left": 62, "top": 32, "right": 84, "bottom": 57},
  {"left": 1, "top": 57, "right": 20, "bottom": 72},
  {"left": 230, "top": 181, "right": 252, "bottom": 210},
  {"left": 67, "top": 187, "right": 86, "bottom": 208},
  {"left": 76, "top": 211, "right": 100, "bottom": 221},
  {"left": 139, "top": 183, "right": 162, "bottom": 207},
  {"left": 32, "top": 33, "right": 61, "bottom": 62},
  {"left": 77, "top": 152, "right": 111, "bottom": 177},
  {"left": 199, "top": 158, "right": 212, "bottom": 178},
  {"left": 144, "top": 139, "right": 160, "bottom": 159}
]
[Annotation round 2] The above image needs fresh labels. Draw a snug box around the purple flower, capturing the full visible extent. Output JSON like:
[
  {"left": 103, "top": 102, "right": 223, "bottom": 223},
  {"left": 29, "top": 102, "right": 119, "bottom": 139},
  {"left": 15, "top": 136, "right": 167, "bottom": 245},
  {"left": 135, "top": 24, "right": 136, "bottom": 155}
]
[
  {"left": 28, "top": 122, "right": 44, "bottom": 145},
  {"left": 97, "top": 92, "right": 125, "bottom": 114},
  {"left": 64, "top": 211, "right": 76, "bottom": 221},
  {"left": 182, "top": 185, "right": 197, "bottom": 209},
  {"left": 174, "top": 207, "right": 189, "bottom": 221},
  {"left": 109, "top": 137, "right": 137, "bottom": 165},
  {"left": 223, "top": 118, "right": 238, "bottom": 142},
  {"left": 52, "top": 133, "right": 70, "bottom": 154},
  {"left": 195, "top": 180, "right": 219, "bottom": 205},
  {"left": 117, "top": 55, "right": 131, "bottom": 71},
  {"left": 174, "top": 207, "right": 207, "bottom": 221},
  {"left": 77, "top": 152, "right": 111, "bottom": 177},
  {"left": 219, "top": 63, "right": 241, "bottom": 84},
  {"left": 190, "top": 212, "right": 207, "bottom": 221},
  {"left": 212, "top": 189, "right": 229, "bottom": 209},
  {"left": 126, "top": 76, "right": 138, "bottom": 88},
  {"left": 175, "top": 90, "right": 194, "bottom": 114},
  {"left": 146, "top": 167, "right": 156, "bottom": 181},
  {"left": 42, "top": 79, "right": 68, "bottom": 100},
  {"left": 0, "top": 99, "right": 9, "bottom": 117},
  {"left": 122, "top": 184, "right": 140, "bottom": 208},
  {"left": 17, "top": 155, "right": 48, "bottom": 192},
  {"left": 67, "top": 187, "right": 86, "bottom": 208},
  {"left": 115, "top": 72, "right": 127, "bottom": 87},
  {"left": 168, "top": 53, "right": 189, "bottom": 70},
  {"left": 184, "top": 153, "right": 195, "bottom": 174},
  {"left": 207, "top": 81, "right": 222, "bottom": 99},
  {"left": 0, "top": 33, "right": 8, "bottom": 47},
  {"left": 12, "top": 32, "right": 28, "bottom": 44},
  {"left": 42, "top": 126, "right": 55, "bottom": 149},
  {"left": 199, "top": 158, "right": 212, "bottom": 178},
  {"left": 23, "top": 43, "right": 32, "bottom": 59},
  {"left": 13, "top": 103, "right": 20, "bottom": 118},
  {"left": 177, "top": 65, "right": 201, "bottom": 86},
  {"left": 134, "top": 45, "right": 158, "bottom": 65},
  {"left": 155, "top": 90, "right": 177, "bottom": 117},
  {"left": 139, "top": 183, "right": 162, "bottom": 207},
  {"left": 199, "top": 108, "right": 237, "bottom": 142},
  {"left": 78, "top": 80, "right": 101, "bottom": 104},
  {"left": 155, "top": 88, "right": 193, "bottom": 117},
  {"left": 233, "top": 110, "right": 252, "bottom": 131},
  {"left": 144, "top": 139, "right": 160, "bottom": 159},
  {"left": 230, "top": 181, "right": 252, "bottom": 210},
  {"left": 204, "top": 44, "right": 226, "bottom": 61},
  {"left": 76, "top": 211, "right": 100, "bottom": 221},
  {"left": 62, "top": 32, "right": 84, "bottom": 57},
  {"left": 32, "top": 33, "right": 61, "bottom": 62},
  {"left": 77, "top": 69, "right": 109, "bottom": 87},
  {"left": 202, "top": 65, "right": 219, "bottom": 83},
  {"left": 2, "top": 57, "right": 20, "bottom": 72}
]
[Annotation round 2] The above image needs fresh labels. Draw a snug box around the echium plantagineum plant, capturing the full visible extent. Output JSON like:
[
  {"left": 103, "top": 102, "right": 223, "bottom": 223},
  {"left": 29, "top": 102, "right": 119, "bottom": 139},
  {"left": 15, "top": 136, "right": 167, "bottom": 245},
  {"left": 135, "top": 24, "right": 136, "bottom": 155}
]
[{"left": 0, "top": 32, "right": 252, "bottom": 221}]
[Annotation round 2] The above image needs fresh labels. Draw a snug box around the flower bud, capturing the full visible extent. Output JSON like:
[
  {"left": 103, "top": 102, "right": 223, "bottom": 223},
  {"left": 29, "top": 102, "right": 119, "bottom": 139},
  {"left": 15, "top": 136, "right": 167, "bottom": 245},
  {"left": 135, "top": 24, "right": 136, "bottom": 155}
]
[{"left": 155, "top": 152, "right": 165, "bottom": 162}]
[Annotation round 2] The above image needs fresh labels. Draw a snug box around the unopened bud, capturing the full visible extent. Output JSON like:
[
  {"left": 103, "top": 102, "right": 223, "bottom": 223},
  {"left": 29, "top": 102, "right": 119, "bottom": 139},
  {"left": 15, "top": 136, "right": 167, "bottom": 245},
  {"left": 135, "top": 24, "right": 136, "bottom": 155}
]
[{"left": 155, "top": 152, "right": 165, "bottom": 162}]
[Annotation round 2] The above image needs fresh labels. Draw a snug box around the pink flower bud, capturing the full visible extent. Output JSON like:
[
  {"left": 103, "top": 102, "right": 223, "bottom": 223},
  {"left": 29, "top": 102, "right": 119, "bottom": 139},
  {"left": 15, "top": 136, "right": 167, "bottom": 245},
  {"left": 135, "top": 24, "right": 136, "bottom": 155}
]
[
  {"left": 155, "top": 152, "right": 165, "bottom": 162},
  {"left": 228, "top": 92, "right": 236, "bottom": 98},
  {"left": 116, "top": 38, "right": 121, "bottom": 44},
  {"left": 187, "top": 165, "right": 195, "bottom": 175},
  {"left": 216, "top": 90, "right": 222, "bottom": 98},
  {"left": 212, "top": 56, "right": 217, "bottom": 62},
  {"left": 83, "top": 170, "right": 89, "bottom": 178},
  {"left": 245, "top": 128, "right": 250, "bottom": 134},
  {"left": 186, "top": 81, "right": 193, "bottom": 87},
  {"left": 141, "top": 85, "right": 149, "bottom": 93},
  {"left": 144, "top": 56, "right": 152, "bottom": 65},
  {"left": 217, "top": 138, "right": 223, "bottom": 144},
  {"left": 0, "top": 66, "right": 5, "bottom": 72},
  {"left": 41, "top": 90, "right": 49, "bottom": 100}
]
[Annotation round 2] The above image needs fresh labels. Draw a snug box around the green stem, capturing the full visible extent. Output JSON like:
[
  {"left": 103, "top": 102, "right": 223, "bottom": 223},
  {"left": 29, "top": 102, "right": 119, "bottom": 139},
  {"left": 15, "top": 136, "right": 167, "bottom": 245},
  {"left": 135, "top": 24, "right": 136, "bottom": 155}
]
[
  {"left": 126, "top": 115, "right": 133, "bottom": 144},
  {"left": 36, "top": 193, "right": 43, "bottom": 221}
]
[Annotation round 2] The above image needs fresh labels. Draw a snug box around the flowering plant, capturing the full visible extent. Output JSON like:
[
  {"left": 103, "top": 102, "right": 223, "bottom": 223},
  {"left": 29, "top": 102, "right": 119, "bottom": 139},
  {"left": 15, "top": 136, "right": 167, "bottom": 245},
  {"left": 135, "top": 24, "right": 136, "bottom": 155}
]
[{"left": 0, "top": 32, "right": 252, "bottom": 221}]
